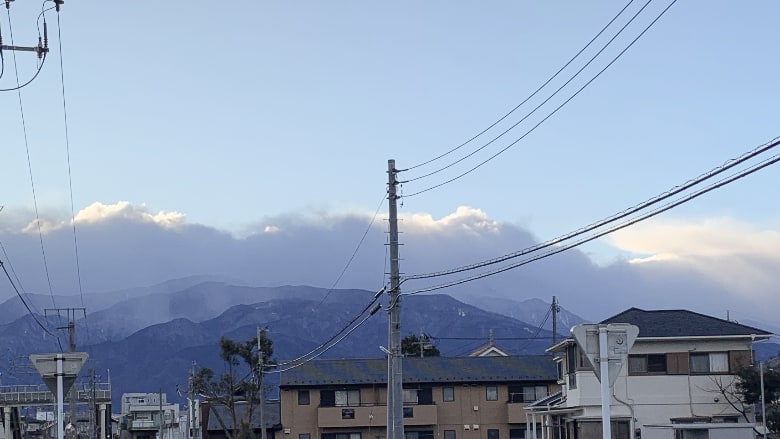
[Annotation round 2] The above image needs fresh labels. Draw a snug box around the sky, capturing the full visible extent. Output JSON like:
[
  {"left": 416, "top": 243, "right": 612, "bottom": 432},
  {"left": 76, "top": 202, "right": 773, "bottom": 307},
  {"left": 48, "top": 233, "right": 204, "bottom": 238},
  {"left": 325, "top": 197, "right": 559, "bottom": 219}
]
[{"left": 1, "top": 2, "right": 779, "bottom": 326}]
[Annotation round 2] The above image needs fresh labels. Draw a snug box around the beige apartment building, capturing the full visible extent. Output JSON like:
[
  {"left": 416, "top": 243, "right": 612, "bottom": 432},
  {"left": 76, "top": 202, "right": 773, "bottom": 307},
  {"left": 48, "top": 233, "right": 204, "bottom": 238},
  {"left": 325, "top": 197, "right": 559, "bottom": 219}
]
[{"left": 278, "top": 355, "right": 558, "bottom": 439}]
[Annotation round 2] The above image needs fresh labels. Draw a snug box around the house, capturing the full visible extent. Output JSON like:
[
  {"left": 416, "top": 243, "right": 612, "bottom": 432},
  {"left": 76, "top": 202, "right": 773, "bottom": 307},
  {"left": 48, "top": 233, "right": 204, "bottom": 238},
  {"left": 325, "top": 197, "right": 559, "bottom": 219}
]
[
  {"left": 278, "top": 355, "right": 558, "bottom": 439},
  {"left": 119, "top": 393, "right": 180, "bottom": 439},
  {"left": 200, "top": 400, "right": 281, "bottom": 439},
  {"left": 528, "top": 308, "right": 773, "bottom": 439}
]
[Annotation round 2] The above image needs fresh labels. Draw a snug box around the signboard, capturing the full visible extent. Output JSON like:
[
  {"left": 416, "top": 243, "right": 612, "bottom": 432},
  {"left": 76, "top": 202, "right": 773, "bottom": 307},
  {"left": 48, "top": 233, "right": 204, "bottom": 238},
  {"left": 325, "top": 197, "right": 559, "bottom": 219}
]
[
  {"left": 30, "top": 352, "right": 88, "bottom": 396},
  {"left": 571, "top": 323, "right": 638, "bottom": 386}
]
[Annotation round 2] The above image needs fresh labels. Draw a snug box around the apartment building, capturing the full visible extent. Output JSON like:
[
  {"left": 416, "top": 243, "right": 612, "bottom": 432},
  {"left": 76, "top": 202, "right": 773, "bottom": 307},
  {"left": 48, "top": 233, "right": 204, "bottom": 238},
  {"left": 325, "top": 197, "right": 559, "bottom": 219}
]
[
  {"left": 120, "top": 392, "right": 180, "bottom": 439},
  {"left": 279, "top": 355, "right": 558, "bottom": 439},
  {"left": 528, "top": 308, "right": 773, "bottom": 439}
]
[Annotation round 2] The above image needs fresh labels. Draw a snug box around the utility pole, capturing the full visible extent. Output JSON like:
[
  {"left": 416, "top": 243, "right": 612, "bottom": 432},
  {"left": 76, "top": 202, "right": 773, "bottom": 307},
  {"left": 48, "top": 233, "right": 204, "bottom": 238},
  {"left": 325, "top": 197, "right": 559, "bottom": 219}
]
[
  {"left": 1, "top": 1, "right": 51, "bottom": 58},
  {"left": 551, "top": 296, "right": 560, "bottom": 346},
  {"left": 257, "top": 327, "right": 267, "bottom": 439},
  {"left": 46, "top": 308, "right": 86, "bottom": 428},
  {"left": 386, "top": 159, "right": 404, "bottom": 439},
  {"left": 159, "top": 388, "right": 163, "bottom": 439}
]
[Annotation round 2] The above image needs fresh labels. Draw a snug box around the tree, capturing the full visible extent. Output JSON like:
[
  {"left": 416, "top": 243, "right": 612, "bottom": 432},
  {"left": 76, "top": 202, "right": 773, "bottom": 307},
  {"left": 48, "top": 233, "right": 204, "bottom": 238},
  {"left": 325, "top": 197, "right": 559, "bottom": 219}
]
[
  {"left": 735, "top": 365, "right": 780, "bottom": 434},
  {"left": 401, "top": 333, "right": 440, "bottom": 357},
  {"left": 712, "top": 364, "right": 780, "bottom": 435},
  {"left": 191, "top": 329, "right": 274, "bottom": 439}
]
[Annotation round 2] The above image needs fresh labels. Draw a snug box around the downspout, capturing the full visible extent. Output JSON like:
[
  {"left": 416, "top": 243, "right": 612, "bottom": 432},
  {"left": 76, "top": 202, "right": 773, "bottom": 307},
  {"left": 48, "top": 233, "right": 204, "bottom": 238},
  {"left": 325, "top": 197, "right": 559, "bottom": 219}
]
[{"left": 612, "top": 375, "right": 635, "bottom": 439}]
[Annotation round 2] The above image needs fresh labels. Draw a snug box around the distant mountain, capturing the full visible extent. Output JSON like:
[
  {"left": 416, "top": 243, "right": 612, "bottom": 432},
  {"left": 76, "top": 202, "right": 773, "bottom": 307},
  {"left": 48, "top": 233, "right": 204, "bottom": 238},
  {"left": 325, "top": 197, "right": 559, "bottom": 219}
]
[
  {"left": 0, "top": 284, "right": 559, "bottom": 408},
  {"left": 461, "top": 295, "right": 586, "bottom": 336}
]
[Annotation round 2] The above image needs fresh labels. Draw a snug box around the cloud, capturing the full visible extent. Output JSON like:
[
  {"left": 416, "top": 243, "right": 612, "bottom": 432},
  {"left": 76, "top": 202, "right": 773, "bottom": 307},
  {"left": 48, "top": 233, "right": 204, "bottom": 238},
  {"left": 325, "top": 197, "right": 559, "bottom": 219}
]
[
  {"left": 609, "top": 218, "right": 780, "bottom": 300},
  {"left": 1, "top": 202, "right": 778, "bottom": 324},
  {"left": 74, "top": 201, "right": 186, "bottom": 228}
]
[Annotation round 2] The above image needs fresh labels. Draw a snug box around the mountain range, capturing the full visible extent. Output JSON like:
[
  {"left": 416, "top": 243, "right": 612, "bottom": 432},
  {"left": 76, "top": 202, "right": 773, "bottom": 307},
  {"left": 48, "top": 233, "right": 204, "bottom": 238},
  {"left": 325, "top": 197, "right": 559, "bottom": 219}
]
[{"left": 0, "top": 278, "right": 777, "bottom": 408}]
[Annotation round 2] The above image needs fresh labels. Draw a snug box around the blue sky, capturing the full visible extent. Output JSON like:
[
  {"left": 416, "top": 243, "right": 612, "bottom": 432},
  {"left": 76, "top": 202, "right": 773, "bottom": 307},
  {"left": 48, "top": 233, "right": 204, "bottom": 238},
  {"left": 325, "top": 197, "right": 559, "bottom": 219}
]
[{"left": 1, "top": 1, "right": 779, "bottom": 323}]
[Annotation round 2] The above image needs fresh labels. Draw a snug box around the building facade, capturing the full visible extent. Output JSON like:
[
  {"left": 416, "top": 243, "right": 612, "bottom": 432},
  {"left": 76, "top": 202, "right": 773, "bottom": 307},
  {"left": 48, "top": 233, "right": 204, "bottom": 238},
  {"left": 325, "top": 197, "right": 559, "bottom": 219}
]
[
  {"left": 279, "top": 355, "right": 558, "bottom": 439},
  {"left": 529, "top": 308, "right": 773, "bottom": 439}
]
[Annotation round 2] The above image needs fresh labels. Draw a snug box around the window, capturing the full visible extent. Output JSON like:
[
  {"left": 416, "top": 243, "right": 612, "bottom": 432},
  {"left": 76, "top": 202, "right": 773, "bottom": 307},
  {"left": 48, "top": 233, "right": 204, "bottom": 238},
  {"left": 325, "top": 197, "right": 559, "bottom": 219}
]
[
  {"left": 404, "top": 387, "right": 433, "bottom": 405},
  {"left": 443, "top": 386, "right": 455, "bottom": 402},
  {"left": 300, "top": 434, "right": 311, "bottom": 439},
  {"left": 403, "top": 407, "right": 414, "bottom": 418},
  {"left": 628, "top": 354, "right": 667, "bottom": 374},
  {"left": 405, "top": 432, "right": 433, "bottom": 439},
  {"left": 320, "top": 390, "right": 360, "bottom": 407},
  {"left": 444, "top": 431, "right": 456, "bottom": 439},
  {"left": 690, "top": 353, "right": 729, "bottom": 374},
  {"left": 487, "top": 429, "right": 499, "bottom": 439},
  {"left": 298, "top": 390, "right": 310, "bottom": 405},
  {"left": 486, "top": 386, "right": 498, "bottom": 401},
  {"left": 508, "top": 429, "right": 524, "bottom": 439},
  {"left": 341, "top": 409, "right": 355, "bottom": 419},
  {"left": 322, "top": 434, "right": 360, "bottom": 439},
  {"left": 508, "top": 385, "right": 548, "bottom": 403}
]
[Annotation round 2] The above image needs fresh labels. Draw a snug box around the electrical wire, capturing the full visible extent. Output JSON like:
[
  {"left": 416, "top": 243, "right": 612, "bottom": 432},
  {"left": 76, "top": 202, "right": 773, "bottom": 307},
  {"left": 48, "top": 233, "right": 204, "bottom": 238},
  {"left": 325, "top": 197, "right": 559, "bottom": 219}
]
[
  {"left": 404, "top": 136, "right": 780, "bottom": 281},
  {"left": 273, "top": 287, "right": 385, "bottom": 367},
  {"left": 403, "top": 0, "right": 677, "bottom": 198},
  {"left": 0, "top": 259, "right": 59, "bottom": 340},
  {"left": 401, "top": 0, "right": 638, "bottom": 173},
  {"left": 315, "top": 194, "right": 386, "bottom": 309},
  {"left": 54, "top": 5, "right": 93, "bottom": 352},
  {"left": 400, "top": 150, "right": 780, "bottom": 296},
  {"left": 5, "top": 7, "right": 57, "bottom": 310},
  {"left": 267, "top": 310, "right": 378, "bottom": 374}
]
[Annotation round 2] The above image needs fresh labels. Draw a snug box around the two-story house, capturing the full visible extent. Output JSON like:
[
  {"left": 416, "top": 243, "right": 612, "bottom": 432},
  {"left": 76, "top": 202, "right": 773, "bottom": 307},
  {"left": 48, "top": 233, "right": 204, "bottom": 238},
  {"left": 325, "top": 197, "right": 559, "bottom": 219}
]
[
  {"left": 527, "top": 308, "right": 773, "bottom": 439},
  {"left": 279, "top": 355, "right": 558, "bottom": 439},
  {"left": 120, "top": 392, "right": 180, "bottom": 439}
]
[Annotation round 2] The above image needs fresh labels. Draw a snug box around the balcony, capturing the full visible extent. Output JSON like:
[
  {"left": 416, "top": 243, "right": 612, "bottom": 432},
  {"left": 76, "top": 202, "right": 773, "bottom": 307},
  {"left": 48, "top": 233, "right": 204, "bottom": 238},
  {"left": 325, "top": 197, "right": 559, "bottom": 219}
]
[{"left": 317, "top": 404, "right": 437, "bottom": 428}]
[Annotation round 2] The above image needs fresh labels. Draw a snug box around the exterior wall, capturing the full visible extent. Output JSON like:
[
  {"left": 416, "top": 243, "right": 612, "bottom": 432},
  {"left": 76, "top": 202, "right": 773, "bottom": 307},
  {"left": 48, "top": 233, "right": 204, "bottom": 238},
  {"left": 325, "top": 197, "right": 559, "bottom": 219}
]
[
  {"left": 281, "top": 382, "right": 556, "bottom": 439},
  {"left": 554, "top": 337, "right": 756, "bottom": 438}
]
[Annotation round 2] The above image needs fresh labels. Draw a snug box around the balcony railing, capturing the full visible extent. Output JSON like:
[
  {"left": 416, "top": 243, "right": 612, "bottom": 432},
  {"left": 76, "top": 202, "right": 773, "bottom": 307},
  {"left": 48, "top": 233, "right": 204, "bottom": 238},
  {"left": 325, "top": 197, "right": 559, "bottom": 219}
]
[{"left": 317, "top": 403, "right": 437, "bottom": 428}]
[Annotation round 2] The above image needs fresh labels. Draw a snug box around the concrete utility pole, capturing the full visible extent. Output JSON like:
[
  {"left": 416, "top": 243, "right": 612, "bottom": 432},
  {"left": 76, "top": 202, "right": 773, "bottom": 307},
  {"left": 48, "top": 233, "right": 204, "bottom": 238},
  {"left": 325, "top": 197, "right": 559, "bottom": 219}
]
[
  {"left": 46, "top": 308, "right": 86, "bottom": 427},
  {"left": 386, "top": 160, "right": 404, "bottom": 439},
  {"left": 257, "top": 327, "right": 268, "bottom": 439}
]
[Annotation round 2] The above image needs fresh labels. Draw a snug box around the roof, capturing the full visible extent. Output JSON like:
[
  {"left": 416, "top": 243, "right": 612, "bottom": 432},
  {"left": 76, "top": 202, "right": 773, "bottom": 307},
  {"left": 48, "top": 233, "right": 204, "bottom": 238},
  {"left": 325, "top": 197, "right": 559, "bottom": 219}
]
[
  {"left": 600, "top": 307, "right": 773, "bottom": 338},
  {"left": 280, "top": 355, "right": 557, "bottom": 387},
  {"left": 469, "top": 343, "right": 510, "bottom": 357},
  {"left": 206, "top": 401, "right": 280, "bottom": 431}
]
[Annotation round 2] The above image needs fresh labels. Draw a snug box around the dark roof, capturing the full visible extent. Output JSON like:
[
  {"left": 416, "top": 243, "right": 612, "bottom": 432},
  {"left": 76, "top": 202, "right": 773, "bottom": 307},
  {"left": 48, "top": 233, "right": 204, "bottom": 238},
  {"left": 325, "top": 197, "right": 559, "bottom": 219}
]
[
  {"left": 279, "top": 355, "right": 557, "bottom": 387},
  {"left": 600, "top": 308, "right": 773, "bottom": 338},
  {"left": 206, "top": 401, "right": 280, "bottom": 431}
]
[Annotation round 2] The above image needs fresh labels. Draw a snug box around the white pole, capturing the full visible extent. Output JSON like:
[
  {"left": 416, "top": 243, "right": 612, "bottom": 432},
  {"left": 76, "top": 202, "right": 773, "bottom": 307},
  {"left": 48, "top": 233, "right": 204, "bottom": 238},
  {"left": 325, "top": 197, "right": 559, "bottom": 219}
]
[
  {"left": 599, "top": 327, "right": 611, "bottom": 439},
  {"left": 57, "top": 354, "right": 65, "bottom": 439},
  {"left": 760, "top": 362, "right": 767, "bottom": 439}
]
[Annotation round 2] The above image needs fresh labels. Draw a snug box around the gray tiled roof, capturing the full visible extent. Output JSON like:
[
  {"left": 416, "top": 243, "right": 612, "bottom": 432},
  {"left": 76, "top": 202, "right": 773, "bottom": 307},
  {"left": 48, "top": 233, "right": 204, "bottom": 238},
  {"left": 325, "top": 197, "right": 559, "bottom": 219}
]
[
  {"left": 600, "top": 307, "right": 773, "bottom": 338},
  {"left": 279, "top": 355, "right": 557, "bottom": 387},
  {"left": 206, "top": 401, "right": 280, "bottom": 431}
]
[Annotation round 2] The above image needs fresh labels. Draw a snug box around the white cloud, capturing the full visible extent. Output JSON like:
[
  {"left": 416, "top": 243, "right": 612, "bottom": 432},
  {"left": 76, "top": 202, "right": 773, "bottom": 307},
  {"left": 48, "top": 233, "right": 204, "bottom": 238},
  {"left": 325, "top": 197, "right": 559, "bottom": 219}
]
[
  {"left": 73, "top": 201, "right": 186, "bottom": 229},
  {"left": 609, "top": 218, "right": 780, "bottom": 299},
  {"left": 403, "top": 206, "right": 500, "bottom": 235}
]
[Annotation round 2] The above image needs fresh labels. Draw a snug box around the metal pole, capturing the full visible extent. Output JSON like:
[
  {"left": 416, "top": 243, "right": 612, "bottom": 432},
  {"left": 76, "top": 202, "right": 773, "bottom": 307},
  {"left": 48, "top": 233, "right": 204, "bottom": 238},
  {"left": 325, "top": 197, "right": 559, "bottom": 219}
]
[
  {"left": 598, "top": 327, "right": 612, "bottom": 439},
  {"left": 760, "top": 362, "right": 767, "bottom": 439},
  {"left": 386, "top": 159, "right": 404, "bottom": 439},
  {"left": 57, "top": 354, "right": 65, "bottom": 439}
]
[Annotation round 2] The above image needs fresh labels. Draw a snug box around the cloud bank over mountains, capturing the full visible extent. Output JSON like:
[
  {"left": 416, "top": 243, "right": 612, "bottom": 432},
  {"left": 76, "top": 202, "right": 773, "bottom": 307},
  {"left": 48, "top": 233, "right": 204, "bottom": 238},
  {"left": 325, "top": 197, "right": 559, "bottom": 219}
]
[{"left": 0, "top": 201, "right": 778, "bottom": 324}]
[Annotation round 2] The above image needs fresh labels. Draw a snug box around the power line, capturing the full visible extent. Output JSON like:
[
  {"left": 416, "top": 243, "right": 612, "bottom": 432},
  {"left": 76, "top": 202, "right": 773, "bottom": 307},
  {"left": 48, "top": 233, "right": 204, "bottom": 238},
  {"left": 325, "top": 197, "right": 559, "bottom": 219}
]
[
  {"left": 403, "top": 0, "right": 677, "bottom": 198},
  {"left": 401, "top": 0, "right": 638, "bottom": 173},
  {"left": 400, "top": 149, "right": 780, "bottom": 296},
  {"left": 5, "top": 6, "right": 57, "bottom": 309},
  {"left": 315, "top": 194, "right": 386, "bottom": 309},
  {"left": 404, "top": 136, "right": 780, "bottom": 281},
  {"left": 0, "top": 258, "right": 59, "bottom": 340}
]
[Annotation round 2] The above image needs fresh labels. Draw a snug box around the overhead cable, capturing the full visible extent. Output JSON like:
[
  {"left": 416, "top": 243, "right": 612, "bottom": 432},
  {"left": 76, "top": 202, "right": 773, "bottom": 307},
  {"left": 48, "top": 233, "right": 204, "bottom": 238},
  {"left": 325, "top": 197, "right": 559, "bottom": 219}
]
[
  {"left": 400, "top": 149, "right": 780, "bottom": 296},
  {"left": 401, "top": 0, "right": 638, "bottom": 173},
  {"left": 403, "top": 0, "right": 677, "bottom": 198},
  {"left": 405, "top": 136, "right": 780, "bottom": 281}
]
